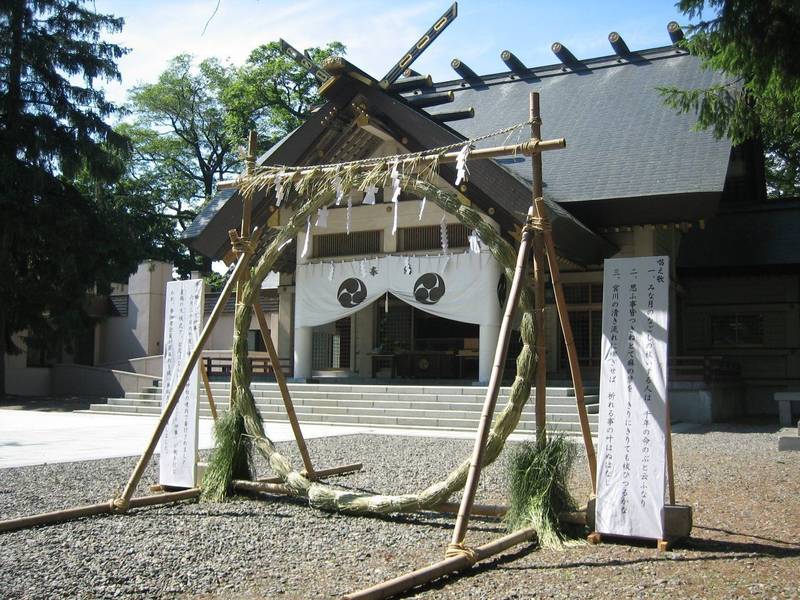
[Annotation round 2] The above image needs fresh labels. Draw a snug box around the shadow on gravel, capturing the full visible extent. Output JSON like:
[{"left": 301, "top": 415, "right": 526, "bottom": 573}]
[
  {"left": 677, "top": 417, "right": 783, "bottom": 435},
  {"left": 683, "top": 536, "right": 800, "bottom": 557},
  {"left": 694, "top": 525, "right": 800, "bottom": 548}
]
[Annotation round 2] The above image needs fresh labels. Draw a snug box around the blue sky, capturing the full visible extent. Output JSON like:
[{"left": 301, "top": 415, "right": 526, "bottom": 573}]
[{"left": 95, "top": 0, "right": 690, "bottom": 104}]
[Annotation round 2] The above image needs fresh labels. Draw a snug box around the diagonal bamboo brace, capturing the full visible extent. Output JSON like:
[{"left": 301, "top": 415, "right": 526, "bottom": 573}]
[
  {"left": 113, "top": 248, "right": 254, "bottom": 509},
  {"left": 533, "top": 196, "right": 598, "bottom": 492},
  {"left": 252, "top": 299, "right": 316, "bottom": 477},
  {"left": 449, "top": 207, "right": 536, "bottom": 551}
]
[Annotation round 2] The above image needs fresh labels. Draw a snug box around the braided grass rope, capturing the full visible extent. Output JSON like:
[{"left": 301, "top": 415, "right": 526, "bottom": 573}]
[{"left": 204, "top": 169, "right": 538, "bottom": 513}]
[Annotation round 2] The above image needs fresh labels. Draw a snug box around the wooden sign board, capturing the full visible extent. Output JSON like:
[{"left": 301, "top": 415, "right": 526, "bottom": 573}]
[
  {"left": 159, "top": 279, "right": 204, "bottom": 488},
  {"left": 595, "top": 256, "right": 670, "bottom": 540}
]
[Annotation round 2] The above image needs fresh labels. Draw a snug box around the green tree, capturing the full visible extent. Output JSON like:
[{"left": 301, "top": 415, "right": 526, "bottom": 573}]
[
  {"left": 661, "top": 0, "right": 800, "bottom": 196},
  {"left": 223, "top": 41, "right": 346, "bottom": 144},
  {"left": 0, "top": 0, "right": 149, "bottom": 396},
  {"left": 124, "top": 42, "right": 345, "bottom": 275}
]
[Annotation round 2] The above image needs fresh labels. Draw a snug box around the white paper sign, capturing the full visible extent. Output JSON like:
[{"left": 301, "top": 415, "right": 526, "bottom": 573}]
[
  {"left": 596, "top": 256, "right": 670, "bottom": 540},
  {"left": 159, "top": 279, "right": 204, "bottom": 488}
]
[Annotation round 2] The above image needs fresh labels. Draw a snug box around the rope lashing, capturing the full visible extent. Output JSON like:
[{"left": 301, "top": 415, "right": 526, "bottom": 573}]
[
  {"left": 445, "top": 542, "right": 478, "bottom": 564},
  {"left": 529, "top": 216, "right": 551, "bottom": 233},
  {"left": 110, "top": 497, "right": 129, "bottom": 513},
  {"left": 228, "top": 229, "right": 256, "bottom": 256}
]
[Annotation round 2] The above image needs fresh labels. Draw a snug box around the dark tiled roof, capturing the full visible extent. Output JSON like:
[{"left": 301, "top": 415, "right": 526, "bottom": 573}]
[
  {"left": 182, "top": 187, "right": 237, "bottom": 242},
  {"left": 419, "top": 47, "right": 732, "bottom": 205},
  {"left": 678, "top": 200, "right": 800, "bottom": 269}
]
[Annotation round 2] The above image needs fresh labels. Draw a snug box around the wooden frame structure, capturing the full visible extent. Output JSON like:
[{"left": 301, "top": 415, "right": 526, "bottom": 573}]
[{"left": 0, "top": 90, "right": 642, "bottom": 600}]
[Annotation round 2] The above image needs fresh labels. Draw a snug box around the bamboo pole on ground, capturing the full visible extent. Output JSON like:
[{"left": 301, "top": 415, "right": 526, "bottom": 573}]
[
  {"left": 0, "top": 489, "right": 200, "bottom": 533},
  {"left": 343, "top": 527, "right": 538, "bottom": 600},
  {"left": 199, "top": 361, "right": 219, "bottom": 422},
  {"left": 533, "top": 197, "right": 598, "bottom": 493},
  {"left": 113, "top": 249, "right": 254, "bottom": 509},
  {"left": 252, "top": 299, "right": 316, "bottom": 477},
  {"left": 530, "top": 93, "right": 548, "bottom": 444},
  {"left": 448, "top": 206, "right": 535, "bottom": 552},
  {"left": 217, "top": 137, "right": 567, "bottom": 190}
]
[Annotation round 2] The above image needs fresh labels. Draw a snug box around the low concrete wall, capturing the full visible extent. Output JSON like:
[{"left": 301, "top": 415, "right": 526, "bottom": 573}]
[
  {"left": 6, "top": 367, "right": 51, "bottom": 396},
  {"left": 669, "top": 381, "right": 746, "bottom": 424},
  {"left": 98, "top": 355, "right": 162, "bottom": 377},
  {"left": 51, "top": 364, "right": 158, "bottom": 398}
]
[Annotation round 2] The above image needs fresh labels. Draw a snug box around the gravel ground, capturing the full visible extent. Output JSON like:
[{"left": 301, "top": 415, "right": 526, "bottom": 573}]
[{"left": 1, "top": 422, "right": 798, "bottom": 599}]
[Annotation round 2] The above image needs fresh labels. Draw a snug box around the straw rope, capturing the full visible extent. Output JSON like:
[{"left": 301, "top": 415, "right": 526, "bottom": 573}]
[{"left": 203, "top": 166, "right": 538, "bottom": 513}]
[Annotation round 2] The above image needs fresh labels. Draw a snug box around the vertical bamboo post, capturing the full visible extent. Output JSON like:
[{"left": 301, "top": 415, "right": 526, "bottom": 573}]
[
  {"left": 449, "top": 207, "right": 535, "bottom": 551},
  {"left": 533, "top": 195, "right": 598, "bottom": 493},
  {"left": 530, "top": 93, "right": 548, "bottom": 444},
  {"left": 665, "top": 389, "right": 676, "bottom": 504},
  {"left": 252, "top": 299, "right": 316, "bottom": 477},
  {"left": 114, "top": 250, "right": 253, "bottom": 508},
  {"left": 199, "top": 360, "right": 219, "bottom": 422},
  {"left": 229, "top": 130, "right": 258, "bottom": 397}
]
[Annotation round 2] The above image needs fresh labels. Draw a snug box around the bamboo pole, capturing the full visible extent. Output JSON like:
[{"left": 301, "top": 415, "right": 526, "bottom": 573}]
[
  {"left": 114, "top": 249, "right": 254, "bottom": 509},
  {"left": 232, "top": 479, "right": 291, "bottom": 495},
  {"left": 216, "top": 137, "right": 567, "bottom": 190},
  {"left": 227, "top": 129, "right": 258, "bottom": 429},
  {"left": 0, "top": 489, "right": 200, "bottom": 533},
  {"left": 199, "top": 360, "right": 219, "bottom": 422},
  {"left": 530, "top": 92, "right": 548, "bottom": 444},
  {"left": 533, "top": 196, "right": 598, "bottom": 493},
  {"left": 256, "top": 462, "right": 363, "bottom": 484},
  {"left": 343, "top": 527, "right": 538, "bottom": 600},
  {"left": 449, "top": 207, "right": 535, "bottom": 550},
  {"left": 665, "top": 390, "right": 676, "bottom": 504},
  {"left": 252, "top": 299, "right": 316, "bottom": 477}
]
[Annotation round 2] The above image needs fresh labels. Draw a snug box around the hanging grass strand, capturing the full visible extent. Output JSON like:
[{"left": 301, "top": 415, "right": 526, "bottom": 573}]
[{"left": 505, "top": 435, "right": 578, "bottom": 548}]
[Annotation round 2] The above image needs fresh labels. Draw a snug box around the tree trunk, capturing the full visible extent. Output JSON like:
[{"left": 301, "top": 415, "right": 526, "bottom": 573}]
[{"left": 0, "top": 308, "right": 6, "bottom": 399}]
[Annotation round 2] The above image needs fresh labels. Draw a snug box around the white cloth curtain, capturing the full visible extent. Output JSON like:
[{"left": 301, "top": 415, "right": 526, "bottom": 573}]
[{"left": 295, "top": 252, "right": 502, "bottom": 328}]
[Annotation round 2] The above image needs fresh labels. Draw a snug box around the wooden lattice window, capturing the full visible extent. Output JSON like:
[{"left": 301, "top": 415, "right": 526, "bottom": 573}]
[
  {"left": 313, "top": 230, "right": 382, "bottom": 258},
  {"left": 397, "top": 223, "right": 469, "bottom": 252}
]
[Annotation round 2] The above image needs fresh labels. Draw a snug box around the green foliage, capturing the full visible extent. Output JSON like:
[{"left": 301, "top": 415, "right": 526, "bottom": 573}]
[
  {"left": 123, "top": 42, "right": 345, "bottom": 275},
  {"left": 505, "top": 436, "right": 578, "bottom": 548},
  {"left": 223, "top": 41, "right": 346, "bottom": 144},
  {"left": 660, "top": 0, "right": 800, "bottom": 196},
  {"left": 0, "top": 0, "right": 147, "bottom": 394}
]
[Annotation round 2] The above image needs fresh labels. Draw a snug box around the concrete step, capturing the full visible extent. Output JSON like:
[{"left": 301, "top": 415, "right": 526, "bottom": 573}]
[{"left": 103, "top": 395, "right": 597, "bottom": 417}]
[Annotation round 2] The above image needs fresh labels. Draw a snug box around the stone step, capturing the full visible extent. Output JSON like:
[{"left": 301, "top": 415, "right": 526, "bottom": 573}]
[
  {"left": 87, "top": 403, "right": 597, "bottom": 435},
  {"left": 104, "top": 395, "right": 598, "bottom": 415},
  {"left": 144, "top": 383, "right": 600, "bottom": 397},
  {"left": 128, "top": 389, "right": 601, "bottom": 405}
]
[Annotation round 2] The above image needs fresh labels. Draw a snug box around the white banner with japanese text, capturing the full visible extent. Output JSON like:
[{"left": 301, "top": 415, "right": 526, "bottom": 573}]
[
  {"left": 159, "top": 279, "right": 204, "bottom": 488},
  {"left": 596, "top": 256, "right": 669, "bottom": 540}
]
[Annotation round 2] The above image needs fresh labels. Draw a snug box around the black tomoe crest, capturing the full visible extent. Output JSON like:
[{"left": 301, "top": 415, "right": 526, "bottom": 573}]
[
  {"left": 337, "top": 278, "right": 367, "bottom": 307},
  {"left": 413, "top": 273, "right": 446, "bottom": 304}
]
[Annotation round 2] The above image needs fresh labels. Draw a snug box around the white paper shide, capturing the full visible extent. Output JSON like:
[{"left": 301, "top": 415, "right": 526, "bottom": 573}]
[
  {"left": 596, "top": 256, "right": 670, "bottom": 540},
  {"left": 159, "top": 279, "right": 204, "bottom": 488}
]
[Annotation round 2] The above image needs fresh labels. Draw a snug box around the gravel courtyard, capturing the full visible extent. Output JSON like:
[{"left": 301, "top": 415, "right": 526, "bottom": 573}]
[{"left": 1, "top": 424, "right": 798, "bottom": 599}]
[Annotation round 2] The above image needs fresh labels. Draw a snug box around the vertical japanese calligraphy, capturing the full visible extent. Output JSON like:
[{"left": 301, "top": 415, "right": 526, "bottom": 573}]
[
  {"left": 159, "top": 279, "right": 204, "bottom": 488},
  {"left": 596, "top": 257, "right": 669, "bottom": 540}
]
